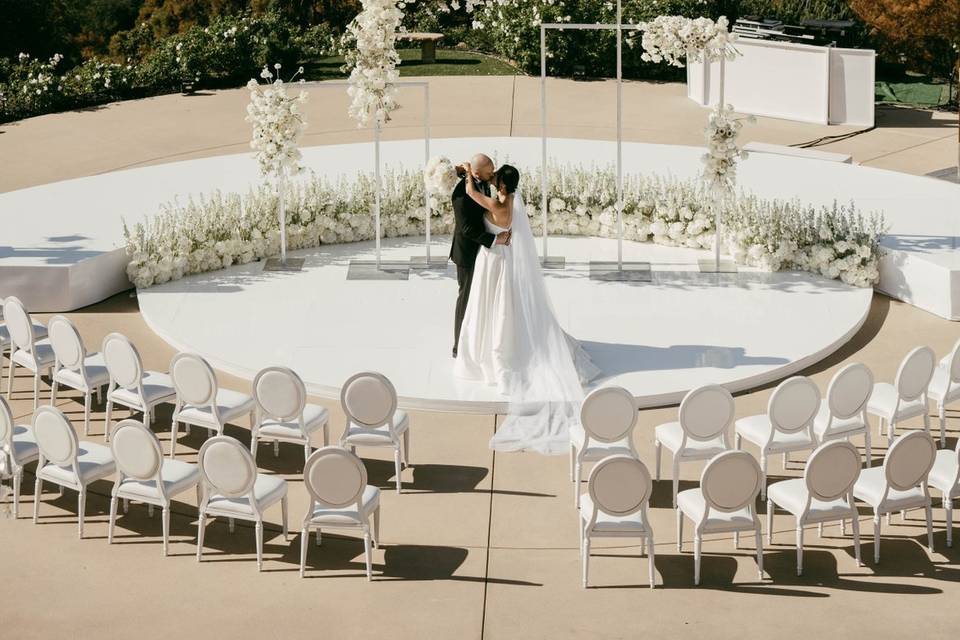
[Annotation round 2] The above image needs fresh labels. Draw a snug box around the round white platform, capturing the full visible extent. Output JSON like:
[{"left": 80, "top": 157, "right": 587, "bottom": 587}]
[{"left": 138, "top": 236, "right": 872, "bottom": 414}]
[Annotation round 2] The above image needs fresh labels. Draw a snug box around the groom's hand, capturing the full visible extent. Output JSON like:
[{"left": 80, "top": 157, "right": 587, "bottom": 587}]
[{"left": 495, "top": 231, "right": 511, "bottom": 246}]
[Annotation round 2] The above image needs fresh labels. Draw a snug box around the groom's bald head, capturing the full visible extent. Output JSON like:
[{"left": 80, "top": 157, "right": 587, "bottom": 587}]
[{"left": 471, "top": 153, "right": 495, "bottom": 182}]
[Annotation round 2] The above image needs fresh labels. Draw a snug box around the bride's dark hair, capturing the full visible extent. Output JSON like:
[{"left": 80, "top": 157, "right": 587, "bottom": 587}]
[{"left": 495, "top": 164, "right": 520, "bottom": 194}]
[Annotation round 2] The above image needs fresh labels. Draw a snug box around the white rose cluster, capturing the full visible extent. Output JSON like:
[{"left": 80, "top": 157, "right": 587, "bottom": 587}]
[
  {"left": 245, "top": 65, "right": 308, "bottom": 178},
  {"left": 701, "top": 103, "right": 753, "bottom": 194},
  {"left": 344, "top": 0, "right": 404, "bottom": 128},
  {"left": 638, "top": 15, "right": 739, "bottom": 67},
  {"left": 124, "top": 164, "right": 884, "bottom": 290}
]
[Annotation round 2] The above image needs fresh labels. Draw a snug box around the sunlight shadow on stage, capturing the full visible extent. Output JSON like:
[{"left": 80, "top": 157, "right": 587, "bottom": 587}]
[{"left": 581, "top": 341, "right": 790, "bottom": 379}]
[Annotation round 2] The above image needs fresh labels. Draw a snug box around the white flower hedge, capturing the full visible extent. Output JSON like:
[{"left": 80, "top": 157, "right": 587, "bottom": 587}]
[{"left": 124, "top": 164, "right": 884, "bottom": 289}]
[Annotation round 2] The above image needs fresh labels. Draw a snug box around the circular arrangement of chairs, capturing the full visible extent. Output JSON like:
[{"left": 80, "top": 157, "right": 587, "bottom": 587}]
[{"left": 3, "top": 294, "right": 960, "bottom": 587}]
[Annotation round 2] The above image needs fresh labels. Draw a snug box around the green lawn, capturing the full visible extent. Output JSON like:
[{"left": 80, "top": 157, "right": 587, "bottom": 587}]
[
  {"left": 303, "top": 48, "right": 521, "bottom": 81},
  {"left": 875, "top": 79, "right": 954, "bottom": 107}
]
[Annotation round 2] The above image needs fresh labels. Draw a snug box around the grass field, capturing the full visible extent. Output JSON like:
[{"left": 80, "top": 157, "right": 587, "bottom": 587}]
[{"left": 304, "top": 48, "right": 521, "bottom": 81}]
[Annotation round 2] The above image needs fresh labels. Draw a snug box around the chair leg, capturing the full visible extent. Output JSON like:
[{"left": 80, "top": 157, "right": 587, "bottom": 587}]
[
  {"left": 647, "top": 533, "right": 656, "bottom": 589},
  {"left": 300, "top": 526, "right": 308, "bottom": 577},
  {"left": 83, "top": 392, "right": 91, "bottom": 436},
  {"left": 939, "top": 404, "right": 946, "bottom": 448},
  {"left": 251, "top": 433, "right": 259, "bottom": 460},
  {"left": 760, "top": 454, "right": 767, "bottom": 501},
  {"left": 569, "top": 444, "right": 575, "bottom": 481},
  {"left": 925, "top": 502, "right": 934, "bottom": 552},
  {"left": 303, "top": 442, "right": 310, "bottom": 467},
  {"left": 322, "top": 422, "right": 329, "bottom": 447},
  {"left": 77, "top": 487, "right": 86, "bottom": 539},
  {"left": 316, "top": 528, "right": 322, "bottom": 546},
  {"left": 364, "top": 531, "right": 373, "bottom": 581},
  {"left": 796, "top": 524, "right": 804, "bottom": 576},
  {"left": 6, "top": 359, "right": 14, "bottom": 399},
  {"left": 402, "top": 428, "right": 410, "bottom": 466},
  {"left": 756, "top": 526, "right": 764, "bottom": 580},
  {"left": 273, "top": 440, "right": 279, "bottom": 458},
  {"left": 582, "top": 537, "right": 591, "bottom": 588},
  {"left": 574, "top": 460, "right": 582, "bottom": 508},
  {"left": 735, "top": 433, "right": 741, "bottom": 450},
  {"left": 13, "top": 469, "right": 21, "bottom": 519},
  {"left": 162, "top": 506, "right": 170, "bottom": 556},
  {"left": 33, "top": 477, "right": 40, "bottom": 523},
  {"left": 873, "top": 514, "right": 881, "bottom": 564},
  {"left": 946, "top": 495, "right": 954, "bottom": 548},
  {"left": 676, "top": 508, "right": 683, "bottom": 552},
  {"left": 922, "top": 410, "right": 931, "bottom": 438},
  {"left": 255, "top": 521, "right": 264, "bottom": 571},
  {"left": 196, "top": 512, "right": 206, "bottom": 561},
  {"left": 373, "top": 505, "right": 381, "bottom": 548},
  {"left": 229, "top": 518, "right": 235, "bottom": 533},
  {"left": 169, "top": 419, "right": 179, "bottom": 458},
  {"left": 50, "top": 379, "right": 58, "bottom": 404},
  {"left": 393, "top": 448, "right": 402, "bottom": 494},
  {"left": 851, "top": 513, "right": 862, "bottom": 566},
  {"left": 864, "top": 426, "right": 872, "bottom": 468},
  {"left": 654, "top": 440, "right": 661, "bottom": 480},
  {"left": 767, "top": 499, "right": 773, "bottom": 545},
  {"left": 671, "top": 458, "right": 680, "bottom": 509},
  {"left": 693, "top": 535, "right": 702, "bottom": 586},
  {"left": 818, "top": 522, "right": 823, "bottom": 537},
  {"left": 104, "top": 400, "right": 114, "bottom": 441},
  {"left": 33, "top": 371, "right": 40, "bottom": 411},
  {"left": 281, "top": 495, "right": 289, "bottom": 541},
  {"left": 108, "top": 495, "right": 117, "bottom": 544}
]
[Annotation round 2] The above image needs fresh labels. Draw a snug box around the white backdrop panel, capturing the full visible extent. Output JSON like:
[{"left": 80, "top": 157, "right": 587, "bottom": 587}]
[{"left": 828, "top": 47, "right": 876, "bottom": 126}]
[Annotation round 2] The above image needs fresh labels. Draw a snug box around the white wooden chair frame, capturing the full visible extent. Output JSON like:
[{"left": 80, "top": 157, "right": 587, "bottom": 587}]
[
  {"left": 816, "top": 362, "right": 874, "bottom": 466},
  {"left": 4, "top": 297, "right": 54, "bottom": 411},
  {"left": 103, "top": 333, "right": 176, "bottom": 442},
  {"left": 571, "top": 386, "right": 639, "bottom": 508},
  {"left": 251, "top": 366, "right": 329, "bottom": 466},
  {"left": 0, "top": 396, "right": 38, "bottom": 518},
  {"left": 48, "top": 315, "right": 107, "bottom": 436}
]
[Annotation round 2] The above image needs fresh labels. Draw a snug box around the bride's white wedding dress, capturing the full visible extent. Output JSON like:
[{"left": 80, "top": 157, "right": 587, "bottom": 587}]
[{"left": 454, "top": 191, "right": 600, "bottom": 455}]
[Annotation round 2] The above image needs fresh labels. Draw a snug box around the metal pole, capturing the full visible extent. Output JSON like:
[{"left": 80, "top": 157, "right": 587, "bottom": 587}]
[
  {"left": 540, "top": 25, "right": 548, "bottom": 260},
  {"left": 424, "top": 83, "right": 431, "bottom": 263},
  {"left": 278, "top": 172, "right": 287, "bottom": 265},
  {"left": 616, "top": 0, "right": 623, "bottom": 271},
  {"left": 715, "top": 55, "right": 726, "bottom": 271},
  {"left": 374, "top": 120, "right": 382, "bottom": 270}
]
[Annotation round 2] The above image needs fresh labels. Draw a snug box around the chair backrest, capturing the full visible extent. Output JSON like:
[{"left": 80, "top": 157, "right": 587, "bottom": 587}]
[
  {"left": 3, "top": 296, "right": 35, "bottom": 353},
  {"left": 253, "top": 366, "right": 306, "bottom": 422},
  {"left": 805, "top": 440, "right": 861, "bottom": 502},
  {"left": 768, "top": 376, "right": 821, "bottom": 434},
  {"left": 48, "top": 315, "right": 87, "bottom": 372},
  {"left": 700, "top": 450, "right": 762, "bottom": 513},
  {"left": 580, "top": 386, "right": 637, "bottom": 443},
  {"left": 945, "top": 339, "right": 960, "bottom": 384},
  {"left": 198, "top": 436, "right": 257, "bottom": 499},
  {"left": 679, "top": 384, "right": 734, "bottom": 441},
  {"left": 895, "top": 346, "right": 936, "bottom": 400},
  {"left": 170, "top": 352, "right": 218, "bottom": 407},
  {"left": 102, "top": 333, "right": 145, "bottom": 390},
  {"left": 587, "top": 455, "right": 652, "bottom": 517},
  {"left": 110, "top": 420, "right": 163, "bottom": 482},
  {"left": 884, "top": 431, "right": 936, "bottom": 492},
  {"left": 33, "top": 406, "right": 79, "bottom": 467},
  {"left": 340, "top": 372, "right": 397, "bottom": 428},
  {"left": 826, "top": 363, "right": 873, "bottom": 419},
  {"left": 303, "top": 446, "right": 367, "bottom": 508},
  {"left": 0, "top": 396, "right": 14, "bottom": 450}
]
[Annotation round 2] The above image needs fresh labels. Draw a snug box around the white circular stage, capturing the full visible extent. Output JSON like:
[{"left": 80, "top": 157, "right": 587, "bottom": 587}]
[{"left": 138, "top": 235, "right": 872, "bottom": 414}]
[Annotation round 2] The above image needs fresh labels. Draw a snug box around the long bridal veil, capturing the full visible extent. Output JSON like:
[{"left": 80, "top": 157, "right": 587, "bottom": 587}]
[{"left": 490, "top": 191, "right": 600, "bottom": 455}]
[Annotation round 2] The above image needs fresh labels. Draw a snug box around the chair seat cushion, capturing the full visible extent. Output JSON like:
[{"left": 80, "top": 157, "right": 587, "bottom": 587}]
[
  {"left": 342, "top": 410, "right": 409, "bottom": 446},
  {"left": 12, "top": 340, "right": 56, "bottom": 370},
  {"left": 54, "top": 352, "right": 110, "bottom": 391},
  {"left": 258, "top": 404, "right": 330, "bottom": 440},
  {"left": 11, "top": 424, "right": 39, "bottom": 466},
  {"left": 38, "top": 441, "right": 115, "bottom": 486},
  {"left": 928, "top": 449, "right": 960, "bottom": 496},
  {"left": 655, "top": 422, "right": 726, "bottom": 458},
  {"left": 677, "top": 488, "right": 756, "bottom": 533},
  {"left": 206, "top": 474, "right": 287, "bottom": 516},
  {"left": 178, "top": 389, "right": 255, "bottom": 428},
  {"left": 853, "top": 467, "right": 928, "bottom": 511},
  {"left": 109, "top": 371, "right": 176, "bottom": 409},
  {"left": 813, "top": 401, "right": 867, "bottom": 439},
  {"left": 867, "top": 383, "right": 928, "bottom": 422},
  {"left": 570, "top": 425, "right": 634, "bottom": 460},
  {"left": 116, "top": 459, "right": 201, "bottom": 501},
  {"left": 579, "top": 494, "right": 649, "bottom": 533},
  {"left": 767, "top": 478, "right": 856, "bottom": 522},
  {"left": 928, "top": 365, "right": 960, "bottom": 405},
  {"left": 307, "top": 485, "right": 380, "bottom": 526},
  {"left": 735, "top": 414, "right": 816, "bottom": 452}
]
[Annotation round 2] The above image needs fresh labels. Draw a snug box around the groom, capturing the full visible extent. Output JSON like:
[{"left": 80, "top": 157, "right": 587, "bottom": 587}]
[{"left": 450, "top": 153, "right": 511, "bottom": 358}]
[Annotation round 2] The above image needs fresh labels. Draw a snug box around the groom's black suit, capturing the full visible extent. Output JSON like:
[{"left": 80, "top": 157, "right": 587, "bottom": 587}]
[{"left": 450, "top": 177, "right": 495, "bottom": 355}]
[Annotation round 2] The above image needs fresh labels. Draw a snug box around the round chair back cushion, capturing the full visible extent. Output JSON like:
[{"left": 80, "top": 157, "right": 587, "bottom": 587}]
[
  {"left": 112, "top": 421, "right": 162, "bottom": 480},
  {"left": 828, "top": 363, "right": 873, "bottom": 419},
  {"left": 588, "top": 455, "right": 651, "bottom": 516},
  {"left": 949, "top": 339, "right": 960, "bottom": 383},
  {"left": 896, "top": 346, "right": 936, "bottom": 400},
  {"left": 701, "top": 451, "right": 762, "bottom": 512},
  {"left": 200, "top": 437, "right": 256, "bottom": 498},
  {"left": 103, "top": 334, "right": 143, "bottom": 389},
  {"left": 0, "top": 397, "right": 13, "bottom": 444},
  {"left": 48, "top": 316, "right": 84, "bottom": 371},
  {"left": 304, "top": 447, "right": 366, "bottom": 508},
  {"left": 769, "top": 376, "right": 820, "bottom": 434},
  {"left": 33, "top": 407, "right": 78, "bottom": 466},
  {"left": 581, "top": 386, "right": 637, "bottom": 443},
  {"left": 172, "top": 354, "right": 217, "bottom": 406},
  {"left": 806, "top": 440, "right": 860, "bottom": 501},
  {"left": 3, "top": 297, "right": 33, "bottom": 351},
  {"left": 255, "top": 367, "right": 305, "bottom": 421},
  {"left": 680, "top": 385, "right": 734, "bottom": 441},
  {"left": 885, "top": 431, "right": 936, "bottom": 491},
  {"left": 342, "top": 373, "right": 396, "bottom": 427}
]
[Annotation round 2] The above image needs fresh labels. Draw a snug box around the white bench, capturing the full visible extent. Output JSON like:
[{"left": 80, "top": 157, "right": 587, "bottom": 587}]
[{"left": 744, "top": 142, "right": 854, "bottom": 164}]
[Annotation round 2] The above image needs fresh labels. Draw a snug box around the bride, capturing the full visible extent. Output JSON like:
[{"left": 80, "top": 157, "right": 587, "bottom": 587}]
[{"left": 453, "top": 161, "right": 600, "bottom": 455}]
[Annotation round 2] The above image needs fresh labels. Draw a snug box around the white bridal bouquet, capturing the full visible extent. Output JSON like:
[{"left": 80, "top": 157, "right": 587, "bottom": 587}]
[{"left": 423, "top": 156, "right": 459, "bottom": 196}]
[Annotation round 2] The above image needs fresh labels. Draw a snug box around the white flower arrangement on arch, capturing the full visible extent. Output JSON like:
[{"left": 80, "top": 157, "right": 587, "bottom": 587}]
[
  {"left": 344, "top": 0, "right": 404, "bottom": 128},
  {"left": 701, "top": 103, "right": 754, "bottom": 194},
  {"left": 245, "top": 64, "right": 308, "bottom": 177},
  {"left": 638, "top": 15, "right": 739, "bottom": 67}
]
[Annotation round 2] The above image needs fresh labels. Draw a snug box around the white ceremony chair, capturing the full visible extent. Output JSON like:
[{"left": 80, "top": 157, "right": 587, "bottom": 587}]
[
  {"left": 339, "top": 372, "right": 410, "bottom": 494},
  {"left": 853, "top": 431, "right": 936, "bottom": 563},
  {"left": 655, "top": 384, "right": 735, "bottom": 508},
  {"left": 169, "top": 352, "right": 255, "bottom": 458},
  {"left": 0, "top": 299, "right": 47, "bottom": 392},
  {"left": 767, "top": 440, "right": 863, "bottom": 575},
  {"left": 0, "top": 396, "right": 38, "bottom": 518},
  {"left": 579, "top": 455, "right": 656, "bottom": 589},
  {"left": 32, "top": 405, "right": 115, "bottom": 538},
  {"left": 4, "top": 297, "right": 55, "bottom": 411},
  {"left": 103, "top": 333, "right": 176, "bottom": 442},
  {"left": 867, "top": 346, "right": 936, "bottom": 445},
  {"left": 927, "top": 439, "right": 960, "bottom": 546},
  {"left": 928, "top": 339, "right": 960, "bottom": 447},
  {"left": 196, "top": 435, "right": 288, "bottom": 571},
  {"left": 251, "top": 366, "right": 330, "bottom": 467},
  {"left": 814, "top": 363, "right": 874, "bottom": 466},
  {"left": 300, "top": 446, "right": 381, "bottom": 580},
  {"left": 570, "top": 386, "right": 639, "bottom": 507},
  {"left": 48, "top": 315, "right": 110, "bottom": 436},
  {"left": 735, "top": 376, "right": 821, "bottom": 498},
  {"left": 677, "top": 450, "right": 764, "bottom": 586},
  {"left": 108, "top": 420, "right": 201, "bottom": 555}
]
